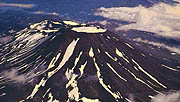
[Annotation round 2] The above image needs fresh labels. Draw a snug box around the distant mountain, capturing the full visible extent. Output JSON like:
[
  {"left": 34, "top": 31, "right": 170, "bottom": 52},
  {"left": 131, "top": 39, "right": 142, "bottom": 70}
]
[{"left": 0, "top": 20, "right": 179, "bottom": 102}]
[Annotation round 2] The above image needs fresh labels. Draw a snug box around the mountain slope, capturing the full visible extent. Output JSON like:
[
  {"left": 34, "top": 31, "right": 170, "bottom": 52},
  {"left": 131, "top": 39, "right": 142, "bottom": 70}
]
[{"left": 0, "top": 20, "right": 179, "bottom": 102}]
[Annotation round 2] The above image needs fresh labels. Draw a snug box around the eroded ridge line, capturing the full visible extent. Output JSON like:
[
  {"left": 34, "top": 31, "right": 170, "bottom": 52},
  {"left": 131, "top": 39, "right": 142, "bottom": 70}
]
[
  {"left": 89, "top": 47, "right": 122, "bottom": 101},
  {"left": 107, "top": 63, "right": 127, "bottom": 82},
  {"left": 132, "top": 59, "right": 167, "bottom": 88},
  {"left": 25, "top": 38, "right": 80, "bottom": 100}
]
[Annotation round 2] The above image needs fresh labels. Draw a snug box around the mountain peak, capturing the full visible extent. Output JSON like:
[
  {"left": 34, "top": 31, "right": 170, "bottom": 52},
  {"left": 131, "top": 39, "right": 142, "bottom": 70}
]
[
  {"left": 0, "top": 20, "right": 179, "bottom": 102},
  {"left": 29, "top": 20, "right": 107, "bottom": 34}
]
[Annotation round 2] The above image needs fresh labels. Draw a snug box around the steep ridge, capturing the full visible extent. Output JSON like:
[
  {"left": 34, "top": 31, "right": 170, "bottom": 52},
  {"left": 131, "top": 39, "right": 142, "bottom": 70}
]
[{"left": 0, "top": 20, "right": 179, "bottom": 102}]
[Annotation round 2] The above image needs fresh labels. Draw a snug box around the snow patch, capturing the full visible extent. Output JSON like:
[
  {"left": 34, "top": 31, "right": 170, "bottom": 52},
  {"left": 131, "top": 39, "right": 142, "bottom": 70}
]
[
  {"left": 63, "top": 21, "right": 79, "bottom": 26},
  {"left": 72, "top": 26, "right": 106, "bottom": 33}
]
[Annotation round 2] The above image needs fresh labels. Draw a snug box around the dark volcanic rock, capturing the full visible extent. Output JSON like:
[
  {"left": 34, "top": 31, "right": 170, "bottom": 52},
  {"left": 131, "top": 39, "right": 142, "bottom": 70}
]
[{"left": 0, "top": 20, "right": 179, "bottom": 102}]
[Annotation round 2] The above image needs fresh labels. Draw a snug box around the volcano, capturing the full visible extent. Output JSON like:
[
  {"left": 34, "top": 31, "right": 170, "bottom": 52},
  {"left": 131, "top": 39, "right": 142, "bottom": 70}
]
[{"left": 0, "top": 20, "right": 179, "bottom": 102}]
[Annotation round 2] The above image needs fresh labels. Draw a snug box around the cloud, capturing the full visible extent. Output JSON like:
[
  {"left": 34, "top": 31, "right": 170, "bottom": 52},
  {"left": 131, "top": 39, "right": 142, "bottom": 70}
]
[
  {"left": 126, "top": 93, "right": 135, "bottom": 102},
  {"left": 0, "top": 36, "right": 12, "bottom": 44},
  {"left": 133, "top": 38, "right": 180, "bottom": 54},
  {"left": 1, "top": 69, "right": 34, "bottom": 84},
  {"left": 0, "top": 2, "right": 35, "bottom": 8},
  {"left": 84, "top": 74, "right": 98, "bottom": 82},
  {"left": 151, "top": 90, "right": 180, "bottom": 102},
  {"left": 94, "top": 3, "right": 180, "bottom": 39},
  {"left": 32, "top": 11, "right": 59, "bottom": 16},
  {"left": 174, "top": 0, "right": 180, "bottom": 3}
]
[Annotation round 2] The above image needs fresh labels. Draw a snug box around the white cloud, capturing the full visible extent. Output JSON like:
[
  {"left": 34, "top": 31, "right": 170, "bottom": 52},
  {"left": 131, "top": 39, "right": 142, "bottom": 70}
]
[
  {"left": 0, "top": 2, "right": 35, "bottom": 8},
  {"left": 0, "top": 2, "right": 36, "bottom": 13},
  {"left": 1, "top": 69, "right": 34, "bottom": 84},
  {"left": 133, "top": 38, "right": 180, "bottom": 54},
  {"left": 84, "top": 74, "right": 98, "bottom": 82},
  {"left": 174, "top": 0, "right": 180, "bottom": 3},
  {"left": 127, "top": 94, "right": 135, "bottom": 102},
  {"left": 95, "top": 3, "right": 180, "bottom": 39},
  {"left": 151, "top": 90, "right": 180, "bottom": 102},
  {"left": 0, "top": 36, "right": 12, "bottom": 44},
  {"left": 32, "top": 11, "right": 59, "bottom": 16}
]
